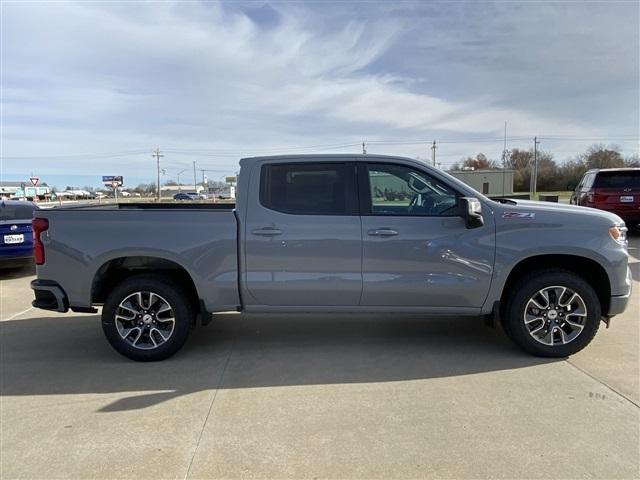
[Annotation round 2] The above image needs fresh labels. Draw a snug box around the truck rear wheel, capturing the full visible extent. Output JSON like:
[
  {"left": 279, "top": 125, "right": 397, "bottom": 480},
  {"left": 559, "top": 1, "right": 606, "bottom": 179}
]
[
  {"left": 101, "top": 275, "right": 193, "bottom": 361},
  {"left": 502, "top": 269, "right": 601, "bottom": 357}
]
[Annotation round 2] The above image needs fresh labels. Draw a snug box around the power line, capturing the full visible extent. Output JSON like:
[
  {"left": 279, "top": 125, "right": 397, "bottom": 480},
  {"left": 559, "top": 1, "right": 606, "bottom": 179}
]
[
  {"left": 3, "top": 135, "right": 637, "bottom": 166},
  {"left": 0, "top": 150, "right": 150, "bottom": 160}
]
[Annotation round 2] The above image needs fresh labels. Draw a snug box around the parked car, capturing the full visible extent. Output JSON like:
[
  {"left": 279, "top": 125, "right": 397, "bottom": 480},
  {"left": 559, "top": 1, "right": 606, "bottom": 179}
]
[
  {"left": 570, "top": 168, "right": 640, "bottom": 228},
  {"left": 1, "top": 200, "right": 37, "bottom": 268},
  {"left": 31, "top": 154, "right": 631, "bottom": 361},
  {"left": 173, "top": 192, "right": 194, "bottom": 201}
]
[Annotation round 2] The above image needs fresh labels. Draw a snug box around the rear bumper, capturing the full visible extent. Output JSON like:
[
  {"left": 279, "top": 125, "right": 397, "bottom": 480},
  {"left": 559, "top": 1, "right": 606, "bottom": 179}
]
[
  {"left": 0, "top": 255, "right": 33, "bottom": 269},
  {"left": 606, "top": 266, "right": 633, "bottom": 317},
  {"left": 31, "top": 279, "right": 69, "bottom": 312}
]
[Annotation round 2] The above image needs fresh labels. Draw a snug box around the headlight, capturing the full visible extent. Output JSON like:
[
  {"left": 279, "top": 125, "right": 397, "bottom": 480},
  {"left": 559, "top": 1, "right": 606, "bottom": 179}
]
[{"left": 609, "top": 224, "right": 628, "bottom": 246}]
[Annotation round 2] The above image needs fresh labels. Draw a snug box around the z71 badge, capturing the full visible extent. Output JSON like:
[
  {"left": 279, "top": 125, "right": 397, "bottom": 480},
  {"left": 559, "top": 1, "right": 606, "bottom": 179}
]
[{"left": 502, "top": 211, "right": 535, "bottom": 219}]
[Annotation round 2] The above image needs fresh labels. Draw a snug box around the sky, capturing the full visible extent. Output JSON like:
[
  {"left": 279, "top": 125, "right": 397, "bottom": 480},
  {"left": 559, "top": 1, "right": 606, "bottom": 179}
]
[{"left": 1, "top": 0, "right": 639, "bottom": 189}]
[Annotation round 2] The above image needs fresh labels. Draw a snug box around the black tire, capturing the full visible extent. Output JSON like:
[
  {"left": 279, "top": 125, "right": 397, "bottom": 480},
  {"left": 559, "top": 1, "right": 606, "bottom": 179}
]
[
  {"left": 102, "top": 274, "right": 193, "bottom": 361},
  {"left": 502, "top": 269, "right": 601, "bottom": 357}
]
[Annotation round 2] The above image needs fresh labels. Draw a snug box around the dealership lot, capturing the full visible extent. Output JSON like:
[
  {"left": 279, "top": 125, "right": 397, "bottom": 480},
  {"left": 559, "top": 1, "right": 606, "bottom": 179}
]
[{"left": 1, "top": 235, "right": 638, "bottom": 479}]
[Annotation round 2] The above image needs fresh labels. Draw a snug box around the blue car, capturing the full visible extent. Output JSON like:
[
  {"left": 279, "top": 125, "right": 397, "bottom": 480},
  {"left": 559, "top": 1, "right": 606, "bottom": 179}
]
[
  {"left": 173, "top": 192, "right": 194, "bottom": 201},
  {"left": 0, "top": 200, "right": 38, "bottom": 268}
]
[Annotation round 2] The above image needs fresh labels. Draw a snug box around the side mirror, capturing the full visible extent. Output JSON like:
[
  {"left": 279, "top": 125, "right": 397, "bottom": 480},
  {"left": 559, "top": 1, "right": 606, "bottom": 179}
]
[
  {"left": 567, "top": 183, "right": 576, "bottom": 191},
  {"left": 460, "top": 197, "right": 484, "bottom": 229}
]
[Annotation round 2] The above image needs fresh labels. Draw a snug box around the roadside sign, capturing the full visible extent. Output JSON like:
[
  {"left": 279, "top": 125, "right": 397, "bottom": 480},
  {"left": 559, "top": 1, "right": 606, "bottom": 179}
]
[
  {"left": 110, "top": 181, "right": 120, "bottom": 189},
  {"left": 225, "top": 176, "right": 237, "bottom": 184},
  {"left": 29, "top": 177, "right": 39, "bottom": 187},
  {"left": 102, "top": 175, "right": 123, "bottom": 186}
]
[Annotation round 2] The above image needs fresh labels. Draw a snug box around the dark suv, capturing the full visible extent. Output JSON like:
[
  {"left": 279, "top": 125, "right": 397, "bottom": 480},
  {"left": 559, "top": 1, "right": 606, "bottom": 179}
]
[{"left": 570, "top": 168, "right": 640, "bottom": 228}]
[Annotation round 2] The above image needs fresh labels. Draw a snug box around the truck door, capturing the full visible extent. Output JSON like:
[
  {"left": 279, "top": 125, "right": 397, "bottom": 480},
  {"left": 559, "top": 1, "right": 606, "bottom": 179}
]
[
  {"left": 244, "top": 161, "right": 362, "bottom": 306},
  {"left": 359, "top": 162, "right": 494, "bottom": 309}
]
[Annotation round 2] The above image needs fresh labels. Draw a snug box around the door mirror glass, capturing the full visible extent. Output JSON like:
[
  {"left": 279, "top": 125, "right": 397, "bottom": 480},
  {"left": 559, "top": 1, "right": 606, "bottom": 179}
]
[
  {"left": 459, "top": 197, "right": 484, "bottom": 229},
  {"left": 566, "top": 183, "right": 576, "bottom": 191}
]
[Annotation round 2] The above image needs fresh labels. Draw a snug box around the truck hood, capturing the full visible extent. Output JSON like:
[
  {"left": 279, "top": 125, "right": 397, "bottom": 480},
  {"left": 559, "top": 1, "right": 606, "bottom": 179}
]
[{"left": 491, "top": 198, "right": 624, "bottom": 225}]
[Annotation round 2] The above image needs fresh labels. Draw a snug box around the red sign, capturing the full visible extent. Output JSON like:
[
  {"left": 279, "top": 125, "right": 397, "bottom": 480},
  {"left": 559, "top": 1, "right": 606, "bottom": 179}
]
[
  {"left": 29, "top": 177, "right": 39, "bottom": 187},
  {"left": 111, "top": 181, "right": 120, "bottom": 189}
]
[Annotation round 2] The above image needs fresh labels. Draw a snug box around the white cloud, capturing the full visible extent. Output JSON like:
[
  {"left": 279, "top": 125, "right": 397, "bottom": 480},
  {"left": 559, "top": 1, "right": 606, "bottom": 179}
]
[{"left": 1, "top": 1, "right": 638, "bottom": 182}]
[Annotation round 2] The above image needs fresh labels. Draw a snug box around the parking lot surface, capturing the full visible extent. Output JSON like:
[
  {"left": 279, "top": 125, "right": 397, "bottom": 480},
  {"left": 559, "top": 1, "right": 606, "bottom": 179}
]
[{"left": 1, "top": 235, "right": 639, "bottom": 479}]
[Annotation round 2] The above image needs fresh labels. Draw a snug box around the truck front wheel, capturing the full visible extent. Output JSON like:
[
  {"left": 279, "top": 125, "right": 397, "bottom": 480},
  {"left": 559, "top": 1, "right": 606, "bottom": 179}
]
[
  {"left": 502, "top": 269, "right": 601, "bottom": 357},
  {"left": 101, "top": 275, "right": 193, "bottom": 361}
]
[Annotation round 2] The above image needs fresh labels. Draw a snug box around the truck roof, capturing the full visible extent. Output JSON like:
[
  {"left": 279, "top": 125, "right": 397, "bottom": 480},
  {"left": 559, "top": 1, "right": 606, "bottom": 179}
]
[
  {"left": 585, "top": 167, "right": 640, "bottom": 173},
  {"left": 239, "top": 153, "right": 420, "bottom": 167}
]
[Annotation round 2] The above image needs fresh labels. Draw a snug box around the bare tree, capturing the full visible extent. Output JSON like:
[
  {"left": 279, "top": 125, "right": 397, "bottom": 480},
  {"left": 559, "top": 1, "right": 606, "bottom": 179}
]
[
  {"left": 580, "top": 144, "right": 625, "bottom": 169},
  {"left": 460, "top": 153, "right": 498, "bottom": 170}
]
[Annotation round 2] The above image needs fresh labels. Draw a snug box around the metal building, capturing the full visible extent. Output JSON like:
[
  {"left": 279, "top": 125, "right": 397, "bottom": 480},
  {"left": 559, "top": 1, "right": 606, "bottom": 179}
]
[{"left": 449, "top": 169, "right": 514, "bottom": 196}]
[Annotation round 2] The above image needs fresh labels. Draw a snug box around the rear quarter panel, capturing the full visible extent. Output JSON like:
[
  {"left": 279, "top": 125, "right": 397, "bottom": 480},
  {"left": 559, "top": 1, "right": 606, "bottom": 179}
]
[{"left": 36, "top": 209, "right": 239, "bottom": 311}]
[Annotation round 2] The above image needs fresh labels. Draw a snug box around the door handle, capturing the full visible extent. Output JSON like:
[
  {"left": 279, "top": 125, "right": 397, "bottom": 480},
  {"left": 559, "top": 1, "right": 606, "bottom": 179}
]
[
  {"left": 367, "top": 228, "right": 398, "bottom": 237},
  {"left": 252, "top": 227, "right": 282, "bottom": 236}
]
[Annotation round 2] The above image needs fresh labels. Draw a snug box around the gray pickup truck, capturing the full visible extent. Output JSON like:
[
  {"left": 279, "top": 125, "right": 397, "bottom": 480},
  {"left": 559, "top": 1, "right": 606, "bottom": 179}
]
[{"left": 31, "top": 154, "right": 632, "bottom": 361}]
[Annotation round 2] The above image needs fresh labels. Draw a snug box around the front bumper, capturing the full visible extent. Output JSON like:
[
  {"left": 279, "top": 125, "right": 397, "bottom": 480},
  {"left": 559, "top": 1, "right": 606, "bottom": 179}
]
[
  {"left": 31, "top": 279, "right": 69, "bottom": 312},
  {"left": 606, "top": 266, "right": 633, "bottom": 317}
]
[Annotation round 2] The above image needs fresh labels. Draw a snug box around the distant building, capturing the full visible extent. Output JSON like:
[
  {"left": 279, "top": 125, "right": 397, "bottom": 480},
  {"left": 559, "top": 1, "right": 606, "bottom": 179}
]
[
  {"left": 206, "top": 185, "right": 236, "bottom": 199},
  {"left": 449, "top": 169, "right": 514, "bottom": 196},
  {"left": 1, "top": 181, "right": 51, "bottom": 199},
  {"left": 0, "top": 181, "right": 22, "bottom": 198}
]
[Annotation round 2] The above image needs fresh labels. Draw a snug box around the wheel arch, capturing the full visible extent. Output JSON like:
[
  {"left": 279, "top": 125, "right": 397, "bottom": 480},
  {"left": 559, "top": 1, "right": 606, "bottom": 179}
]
[
  {"left": 500, "top": 254, "right": 611, "bottom": 315},
  {"left": 91, "top": 256, "right": 201, "bottom": 316}
]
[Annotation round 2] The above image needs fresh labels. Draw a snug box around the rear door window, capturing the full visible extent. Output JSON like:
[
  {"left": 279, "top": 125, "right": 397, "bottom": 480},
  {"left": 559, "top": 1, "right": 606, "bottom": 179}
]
[
  {"left": 593, "top": 171, "right": 640, "bottom": 188},
  {"left": 0, "top": 202, "right": 36, "bottom": 221},
  {"left": 260, "top": 163, "right": 357, "bottom": 215}
]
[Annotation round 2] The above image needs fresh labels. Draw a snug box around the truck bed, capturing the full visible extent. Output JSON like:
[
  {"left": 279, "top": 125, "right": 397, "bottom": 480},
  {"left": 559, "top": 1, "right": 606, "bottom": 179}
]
[{"left": 35, "top": 206, "right": 240, "bottom": 313}]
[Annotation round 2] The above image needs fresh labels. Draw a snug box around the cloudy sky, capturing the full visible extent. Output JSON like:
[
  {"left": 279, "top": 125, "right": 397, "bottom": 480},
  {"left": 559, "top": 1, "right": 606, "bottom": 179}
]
[{"left": 1, "top": 1, "right": 639, "bottom": 187}]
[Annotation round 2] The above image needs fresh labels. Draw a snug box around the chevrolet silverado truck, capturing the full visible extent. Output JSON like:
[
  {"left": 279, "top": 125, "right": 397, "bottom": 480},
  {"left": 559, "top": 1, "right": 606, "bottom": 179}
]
[{"left": 31, "top": 154, "right": 632, "bottom": 361}]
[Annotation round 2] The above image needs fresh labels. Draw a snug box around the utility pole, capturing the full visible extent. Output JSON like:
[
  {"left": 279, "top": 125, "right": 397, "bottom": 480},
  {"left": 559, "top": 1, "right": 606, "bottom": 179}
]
[
  {"left": 431, "top": 140, "right": 437, "bottom": 167},
  {"left": 193, "top": 161, "right": 197, "bottom": 193},
  {"left": 530, "top": 136, "right": 540, "bottom": 198},
  {"left": 201, "top": 169, "right": 206, "bottom": 186},
  {"left": 502, "top": 121, "right": 507, "bottom": 195},
  {"left": 152, "top": 148, "right": 164, "bottom": 201},
  {"left": 362, "top": 141, "right": 367, "bottom": 154}
]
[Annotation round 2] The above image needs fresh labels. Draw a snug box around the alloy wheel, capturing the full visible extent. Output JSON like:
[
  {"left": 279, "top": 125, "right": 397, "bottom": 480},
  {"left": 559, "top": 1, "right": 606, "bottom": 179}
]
[
  {"left": 523, "top": 285, "right": 587, "bottom": 346},
  {"left": 115, "top": 291, "right": 175, "bottom": 350}
]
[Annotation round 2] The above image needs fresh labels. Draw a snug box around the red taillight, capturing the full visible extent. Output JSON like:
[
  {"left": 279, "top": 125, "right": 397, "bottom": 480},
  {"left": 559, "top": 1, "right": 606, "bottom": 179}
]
[
  {"left": 586, "top": 192, "right": 594, "bottom": 204},
  {"left": 592, "top": 188, "right": 607, "bottom": 206},
  {"left": 32, "top": 218, "right": 49, "bottom": 265}
]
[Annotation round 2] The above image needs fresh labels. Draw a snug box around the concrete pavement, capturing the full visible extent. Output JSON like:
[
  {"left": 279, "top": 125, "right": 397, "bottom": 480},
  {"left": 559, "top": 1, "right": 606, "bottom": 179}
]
[{"left": 1, "top": 235, "right": 638, "bottom": 479}]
